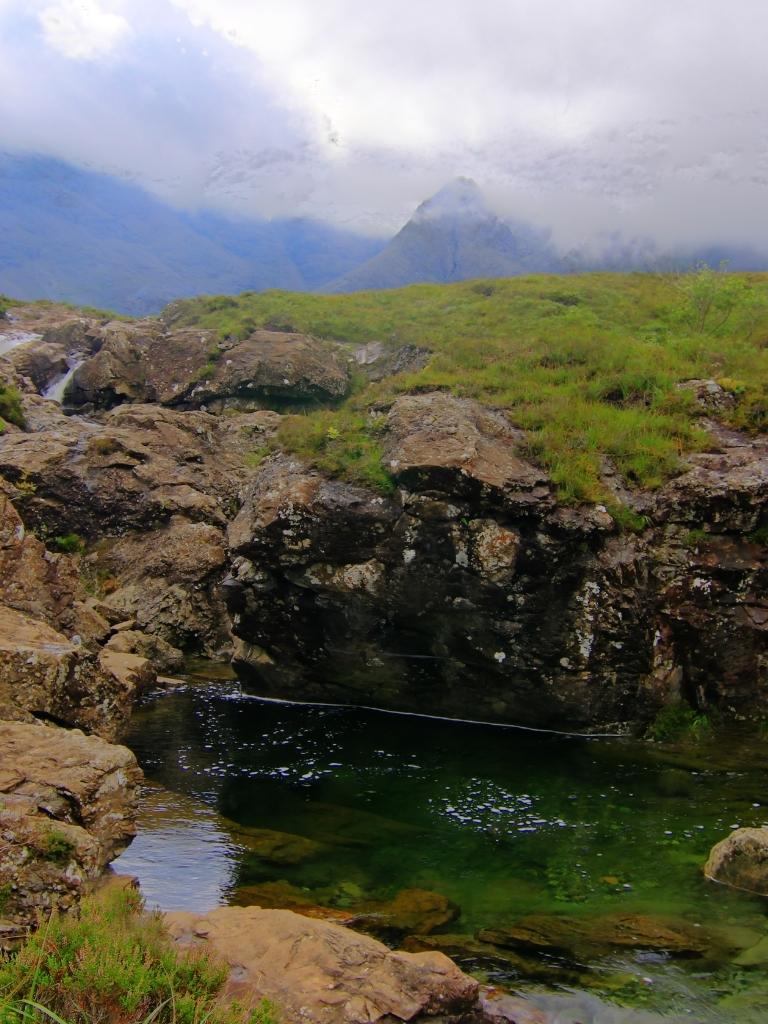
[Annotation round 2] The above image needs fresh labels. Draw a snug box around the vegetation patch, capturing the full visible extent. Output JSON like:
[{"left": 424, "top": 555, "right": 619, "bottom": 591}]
[
  {"left": 48, "top": 534, "right": 86, "bottom": 556},
  {"left": 166, "top": 269, "right": 768, "bottom": 509},
  {"left": 646, "top": 704, "right": 712, "bottom": 742},
  {"left": 0, "top": 888, "right": 278, "bottom": 1024},
  {"left": 0, "top": 381, "right": 26, "bottom": 432}
]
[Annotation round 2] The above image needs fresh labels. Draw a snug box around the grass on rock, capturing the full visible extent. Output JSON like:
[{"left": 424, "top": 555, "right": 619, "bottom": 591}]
[{"left": 165, "top": 270, "right": 768, "bottom": 507}]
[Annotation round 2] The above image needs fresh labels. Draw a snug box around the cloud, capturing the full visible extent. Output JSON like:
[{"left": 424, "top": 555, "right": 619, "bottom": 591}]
[
  {"left": 0, "top": 0, "right": 768, "bottom": 249},
  {"left": 39, "top": 0, "right": 131, "bottom": 60}
]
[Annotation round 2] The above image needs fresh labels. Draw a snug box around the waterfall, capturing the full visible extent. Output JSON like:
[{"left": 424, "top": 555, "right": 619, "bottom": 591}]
[{"left": 43, "top": 356, "right": 84, "bottom": 403}]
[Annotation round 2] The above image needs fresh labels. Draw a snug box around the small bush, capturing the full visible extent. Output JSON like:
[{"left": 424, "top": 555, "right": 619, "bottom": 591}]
[
  {"left": 49, "top": 534, "right": 86, "bottom": 556},
  {"left": 0, "top": 888, "right": 279, "bottom": 1024},
  {"left": 647, "top": 704, "right": 712, "bottom": 742},
  {"left": 40, "top": 831, "right": 75, "bottom": 864}
]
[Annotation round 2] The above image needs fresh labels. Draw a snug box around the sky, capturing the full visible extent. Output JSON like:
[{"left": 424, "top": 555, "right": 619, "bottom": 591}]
[{"left": 1, "top": 0, "right": 768, "bottom": 247}]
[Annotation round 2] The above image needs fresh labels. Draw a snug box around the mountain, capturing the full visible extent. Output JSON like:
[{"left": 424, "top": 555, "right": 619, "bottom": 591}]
[
  {"left": 0, "top": 153, "right": 384, "bottom": 315},
  {"left": 325, "top": 177, "right": 563, "bottom": 292}
]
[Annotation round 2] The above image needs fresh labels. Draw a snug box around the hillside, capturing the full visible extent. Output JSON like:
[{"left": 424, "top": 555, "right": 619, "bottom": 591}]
[
  {"left": 166, "top": 269, "right": 768, "bottom": 510},
  {"left": 326, "top": 178, "right": 563, "bottom": 291}
]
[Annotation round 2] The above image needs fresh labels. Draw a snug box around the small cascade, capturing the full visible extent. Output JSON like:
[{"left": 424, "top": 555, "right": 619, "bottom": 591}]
[
  {"left": 43, "top": 356, "right": 84, "bottom": 403},
  {"left": 0, "top": 329, "right": 41, "bottom": 357}
]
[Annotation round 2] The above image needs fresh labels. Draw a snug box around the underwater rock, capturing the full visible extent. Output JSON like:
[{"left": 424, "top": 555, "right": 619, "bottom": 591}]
[
  {"left": 705, "top": 826, "right": 768, "bottom": 895},
  {"left": 353, "top": 888, "right": 458, "bottom": 936},
  {"left": 224, "top": 823, "right": 327, "bottom": 865},
  {"left": 478, "top": 912, "right": 713, "bottom": 959},
  {"left": 165, "top": 905, "right": 479, "bottom": 1024}
]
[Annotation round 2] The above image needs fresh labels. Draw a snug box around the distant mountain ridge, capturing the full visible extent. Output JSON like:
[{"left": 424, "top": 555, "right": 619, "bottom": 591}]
[
  {"left": 325, "top": 178, "right": 563, "bottom": 292},
  {"left": 1, "top": 156, "right": 767, "bottom": 315},
  {"left": 0, "top": 153, "right": 384, "bottom": 315}
]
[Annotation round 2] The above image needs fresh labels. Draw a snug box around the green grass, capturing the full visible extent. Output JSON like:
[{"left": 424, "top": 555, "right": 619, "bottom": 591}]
[
  {"left": 164, "top": 270, "right": 768, "bottom": 508},
  {"left": 0, "top": 888, "right": 278, "bottom": 1024},
  {"left": 0, "top": 381, "right": 26, "bottom": 433}
]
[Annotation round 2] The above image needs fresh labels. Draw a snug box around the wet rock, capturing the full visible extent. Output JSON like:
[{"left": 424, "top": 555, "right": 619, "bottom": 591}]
[
  {"left": 477, "top": 912, "right": 713, "bottom": 959},
  {"left": 0, "top": 719, "right": 141, "bottom": 926},
  {"left": 225, "top": 823, "right": 327, "bottom": 865},
  {"left": 704, "top": 827, "right": 768, "bottom": 895},
  {"left": 165, "top": 905, "right": 479, "bottom": 1024},
  {"left": 354, "top": 888, "right": 458, "bottom": 936}
]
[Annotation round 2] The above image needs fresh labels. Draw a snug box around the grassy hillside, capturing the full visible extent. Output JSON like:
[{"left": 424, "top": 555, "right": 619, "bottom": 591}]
[{"left": 166, "top": 270, "right": 768, "bottom": 516}]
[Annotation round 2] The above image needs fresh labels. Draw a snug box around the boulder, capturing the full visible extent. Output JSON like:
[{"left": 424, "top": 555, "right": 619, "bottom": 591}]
[
  {"left": 0, "top": 719, "right": 141, "bottom": 926},
  {"left": 67, "top": 324, "right": 350, "bottom": 411},
  {"left": 0, "top": 605, "right": 153, "bottom": 738},
  {"left": 384, "top": 392, "right": 552, "bottom": 513},
  {"left": 165, "top": 906, "right": 479, "bottom": 1024},
  {"left": 103, "top": 629, "right": 184, "bottom": 674},
  {"left": 704, "top": 827, "right": 768, "bottom": 894}
]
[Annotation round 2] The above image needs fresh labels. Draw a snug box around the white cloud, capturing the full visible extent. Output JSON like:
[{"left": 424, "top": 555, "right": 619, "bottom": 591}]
[{"left": 39, "top": 0, "right": 131, "bottom": 60}]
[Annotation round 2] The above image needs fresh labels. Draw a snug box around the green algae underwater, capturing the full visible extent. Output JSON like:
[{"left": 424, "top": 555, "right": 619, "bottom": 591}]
[{"left": 116, "top": 674, "right": 768, "bottom": 1022}]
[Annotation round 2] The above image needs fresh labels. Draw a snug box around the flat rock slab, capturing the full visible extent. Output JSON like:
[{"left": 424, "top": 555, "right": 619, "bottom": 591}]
[{"left": 165, "top": 906, "right": 478, "bottom": 1024}]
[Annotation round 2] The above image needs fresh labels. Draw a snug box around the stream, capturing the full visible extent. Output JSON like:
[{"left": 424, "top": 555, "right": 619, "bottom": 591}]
[{"left": 115, "top": 671, "right": 768, "bottom": 1022}]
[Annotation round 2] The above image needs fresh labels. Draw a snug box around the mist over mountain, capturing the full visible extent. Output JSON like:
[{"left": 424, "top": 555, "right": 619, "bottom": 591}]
[
  {"left": 0, "top": 153, "right": 384, "bottom": 315},
  {"left": 2, "top": 155, "right": 767, "bottom": 315},
  {"left": 326, "top": 178, "right": 563, "bottom": 292}
]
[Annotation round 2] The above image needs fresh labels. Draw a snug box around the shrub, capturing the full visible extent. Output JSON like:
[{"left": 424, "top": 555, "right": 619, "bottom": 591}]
[
  {"left": 48, "top": 534, "right": 86, "bottom": 556},
  {"left": 0, "top": 888, "right": 279, "bottom": 1024},
  {"left": 0, "top": 381, "right": 25, "bottom": 430}
]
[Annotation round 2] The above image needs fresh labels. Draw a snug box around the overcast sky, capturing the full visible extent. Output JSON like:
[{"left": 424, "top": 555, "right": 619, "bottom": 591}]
[{"left": 1, "top": 0, "right": 767, "bottom": 247}]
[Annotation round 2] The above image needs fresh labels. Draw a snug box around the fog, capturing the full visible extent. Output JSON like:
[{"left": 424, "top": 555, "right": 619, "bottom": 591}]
[{"left": 2, "top": 0, "right": 767, "bottom": 247}]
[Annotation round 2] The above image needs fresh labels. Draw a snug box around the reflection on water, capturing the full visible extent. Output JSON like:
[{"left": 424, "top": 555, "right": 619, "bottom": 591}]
[{"left": 115, "top": 678, "right": 768, "bottom": 1021}]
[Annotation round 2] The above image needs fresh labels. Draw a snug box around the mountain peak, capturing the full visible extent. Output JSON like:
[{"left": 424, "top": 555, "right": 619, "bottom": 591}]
[{"left": 414, "top": 177, "right": 490, "bottom": 222}]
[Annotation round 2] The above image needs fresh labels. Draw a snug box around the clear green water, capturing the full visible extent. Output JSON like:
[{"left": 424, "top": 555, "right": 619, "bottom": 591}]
[{"left": 116, "top": 678, "right": 768, "bottom": 1022}]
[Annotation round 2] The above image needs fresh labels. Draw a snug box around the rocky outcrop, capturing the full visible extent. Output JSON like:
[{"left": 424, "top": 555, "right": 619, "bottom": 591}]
[
  {"left": 225, "top": 393, "right": 768, "bottom": 730},
  {"left": 704, "top": 827, "right": 768, "bottom": 894},
  {"left": 0, "top": 719, "right": 141, "bottom": 928},
  {"left": 0, "top": 605, "right": 153, "bottom": 738},
  {"left": 165, "top": 906, "right": 479, "bottom": 1024},
  {"left": 67, "top": 324, "right": 350, "bottom": 411}
]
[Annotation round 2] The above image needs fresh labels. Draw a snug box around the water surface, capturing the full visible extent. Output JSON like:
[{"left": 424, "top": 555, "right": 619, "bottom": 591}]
[{"left": 116, "top": 677, "right": 768, "bottom": 1021}]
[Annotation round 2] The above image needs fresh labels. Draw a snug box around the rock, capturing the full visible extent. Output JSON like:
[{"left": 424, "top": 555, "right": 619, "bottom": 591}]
[
  {"left": 677, "top": 378, "right": 736, "bottom": 415},
  {"left": 477, "top": 912, "right": 714, "bottom": 959},
  {"left": 352, "top": 342, "right": 431, "bottom": 382},
  {"left": 353, "top": 889, "right": 458, "bottom": 936},
  {"left": 384, "top": 393, "right": 552, "bottom": 513},
  {"left": 224, "top": 823, "right": 327, "bottom": 865},
  {"left": 103, "top": 629, "right": 184, "bottom": 674},
  {"left": 165, "top": 906, "right": 479, "bottom": 1024},
  {"left": 96, "top": 516, "right": 229, "bottom": 652},
  {"left": 0, "top": 605, "right": 151, "bottom": 738},
  {"left": 67, "top": 324, "right": 350, "bottom": 411},
  {"left": 0, "top": 491, "right": 109, "bottom": 647},
  {"left": 704, "top": 827, "right": 768, "bottom": 894},
  {"left": 0, "top": 719, "right": 141, "bottom": 925},
  {"left": 231, "top": 881, "right": 358, "bottom": 924}
]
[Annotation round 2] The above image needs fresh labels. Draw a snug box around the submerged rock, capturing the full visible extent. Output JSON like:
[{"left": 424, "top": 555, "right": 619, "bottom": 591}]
[
  {"left": 165, "top": 905, "right": 479, "bottom": 1024},
  {"left": 704, "top": 827, "right": 768, "bottom": 895},
  {"left": 477, "top": 912, "right": 714, "bottom": 959},
  {"left": 0, "top": 719, "right": 141, "bottom": 927}
]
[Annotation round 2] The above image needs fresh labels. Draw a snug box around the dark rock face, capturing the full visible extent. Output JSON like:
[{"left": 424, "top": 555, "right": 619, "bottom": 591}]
[{"left": 226, "top": 394, "right": 768, "bottom": 730}]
